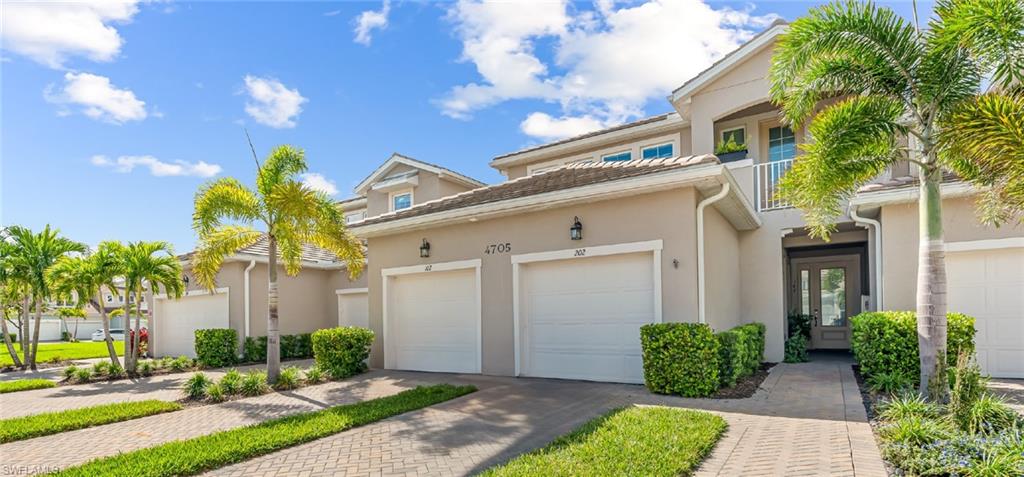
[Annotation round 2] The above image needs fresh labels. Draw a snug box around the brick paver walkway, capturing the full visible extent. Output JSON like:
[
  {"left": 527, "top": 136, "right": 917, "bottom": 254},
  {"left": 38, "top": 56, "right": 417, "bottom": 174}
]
[{"left": 0, "top": 356, "right": 886, "bottom": 477}]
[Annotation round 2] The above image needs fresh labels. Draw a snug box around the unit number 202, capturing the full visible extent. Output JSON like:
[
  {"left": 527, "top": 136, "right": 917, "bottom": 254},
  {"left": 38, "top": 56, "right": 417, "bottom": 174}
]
[{"left": 484, "top": 243, "right": 512, "bottom": 254}]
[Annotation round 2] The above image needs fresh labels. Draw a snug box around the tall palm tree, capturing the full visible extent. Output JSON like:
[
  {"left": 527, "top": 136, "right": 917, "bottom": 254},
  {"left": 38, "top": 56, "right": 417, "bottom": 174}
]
[
  {"left": 121, "top": 241, "right": 184, "bottom": 373},
  {"left": 192, "top": 145, "right": 364, "bottom": 383},
  {"left": 768, "top": 0, "right": 1023, "bottom": 399},
  {"left": 0, "top": 237, "right": 25, "bottom": 368},
  {"left": 4, "top": 226, "right": 86, "bottom": 369},
  {"left": 47, "top": 241, "right": 126, "bottom": 367}
]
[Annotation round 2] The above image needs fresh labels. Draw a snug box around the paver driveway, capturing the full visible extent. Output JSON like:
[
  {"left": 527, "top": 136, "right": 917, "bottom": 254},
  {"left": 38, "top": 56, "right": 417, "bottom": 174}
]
[{"left": 0, "top": 356, "right": 885, "bottom": 477}]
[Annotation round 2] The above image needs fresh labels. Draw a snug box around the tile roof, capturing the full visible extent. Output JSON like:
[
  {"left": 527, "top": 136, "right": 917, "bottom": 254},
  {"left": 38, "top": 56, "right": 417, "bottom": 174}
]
[
  {"left": 857, "top": 172, "right": 961, "bottom": 193},
  {"left": 491, "top": 113, "right": 679, "bottom": 161},
  {"left": 353, "top": 155, "right": 718, "bottom": 227},
  {"left": 178, "top": 235, "right": 344, "bottom": 264}
]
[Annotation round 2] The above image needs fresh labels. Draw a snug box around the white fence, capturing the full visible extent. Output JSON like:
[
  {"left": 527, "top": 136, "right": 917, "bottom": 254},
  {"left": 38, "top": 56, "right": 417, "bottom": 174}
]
[{"left": 754, "top": 159, "right": 794, "bottom": 211}]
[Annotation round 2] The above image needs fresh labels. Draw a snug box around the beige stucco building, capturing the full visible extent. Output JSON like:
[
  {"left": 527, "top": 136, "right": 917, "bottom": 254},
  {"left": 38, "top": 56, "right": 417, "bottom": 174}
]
[{"left": 154, "top": 20, "right": 1023, "bottom": 382}]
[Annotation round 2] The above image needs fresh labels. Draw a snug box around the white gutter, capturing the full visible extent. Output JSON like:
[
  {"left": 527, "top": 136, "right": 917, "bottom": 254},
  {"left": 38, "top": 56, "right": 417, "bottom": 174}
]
[
  {"left": 243, "top": 260, "right": 256, "bottom": 338},
  {"left": 697, "top": 182, "right": 730, "bottom": 324},
  {"left": 850, "top": 206, "right": 883, "bottom": 310}
]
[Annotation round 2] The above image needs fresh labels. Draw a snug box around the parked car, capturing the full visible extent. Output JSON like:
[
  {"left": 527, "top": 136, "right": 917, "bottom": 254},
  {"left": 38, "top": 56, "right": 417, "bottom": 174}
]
[{"left": 91, "top": 329, "right": 126, "bottom": 342}]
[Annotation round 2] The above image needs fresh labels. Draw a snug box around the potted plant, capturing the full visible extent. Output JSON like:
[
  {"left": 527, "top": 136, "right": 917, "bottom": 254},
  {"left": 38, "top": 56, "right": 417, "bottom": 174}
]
[{"left": 714, "top": 133, "right": 748, "bottom": 163}]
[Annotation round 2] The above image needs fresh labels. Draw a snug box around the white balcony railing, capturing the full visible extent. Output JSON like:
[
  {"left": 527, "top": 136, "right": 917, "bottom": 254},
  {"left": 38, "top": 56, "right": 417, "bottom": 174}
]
[{"left": 755, "top": 159, "right": 794, "bottom": 211}]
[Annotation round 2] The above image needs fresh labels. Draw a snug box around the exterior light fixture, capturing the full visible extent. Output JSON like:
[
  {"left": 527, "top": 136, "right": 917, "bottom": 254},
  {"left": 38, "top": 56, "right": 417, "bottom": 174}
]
[
  {"left": 182, "top": 275, "right": 190, "bottom": 287},
  {"left": 570, "top": 216, "right": 583, "bottom": 241},
  {"left": 419, "top": 238, "right": 431, "bottom": 258}
]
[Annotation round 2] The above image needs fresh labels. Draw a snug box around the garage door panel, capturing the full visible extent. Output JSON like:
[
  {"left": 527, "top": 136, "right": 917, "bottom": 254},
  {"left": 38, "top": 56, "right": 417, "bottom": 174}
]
[
  {"left": 989, "top": 350, "right": 1024, "bottom": 377},
  {"left": 387, "top": 268, "right": 479, "bottom": 374},
  {"left": 520, "top": 251, "right": 656, "bottom": 384}
]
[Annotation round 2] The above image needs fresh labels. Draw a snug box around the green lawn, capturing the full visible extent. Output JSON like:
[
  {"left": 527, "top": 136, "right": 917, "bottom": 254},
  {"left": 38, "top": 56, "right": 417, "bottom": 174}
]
[
  {"left": 482, "top": 406, "right": 728, "bottom": 477},
  {"left": 0, "top": 341, "right": 124, "bottom": 367},
  {"left": 53, "top": 384, "right": 476, "bottom": 477},
  {"left": 0, "top": 379, "right": 56, "bottom": 394},
  {"left": 0, "top": 400, "right": 182, "bottom": 443}
]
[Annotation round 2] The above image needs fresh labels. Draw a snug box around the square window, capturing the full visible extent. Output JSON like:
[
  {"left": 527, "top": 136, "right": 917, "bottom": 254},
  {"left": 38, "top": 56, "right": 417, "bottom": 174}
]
[
  {"left": 392, "top": 193, "right": 412, "bottom": 211},
  {"left": 641, "top": 143, "right": 673, "bottom": 160},
  {"left": 721, "top": 127, "right": 745, "bottom": 146}
]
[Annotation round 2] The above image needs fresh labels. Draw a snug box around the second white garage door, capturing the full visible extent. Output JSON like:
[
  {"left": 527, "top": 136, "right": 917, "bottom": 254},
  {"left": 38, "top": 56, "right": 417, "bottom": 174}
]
[
  {"left": 947, "top": 245, "right": 1024, "bottom": 378},
  {"left": 517, "top": 249, "right": 659, "bottom": 383},
  {"left": 385, "top": 263, "right": 480, "bottom": 374}
]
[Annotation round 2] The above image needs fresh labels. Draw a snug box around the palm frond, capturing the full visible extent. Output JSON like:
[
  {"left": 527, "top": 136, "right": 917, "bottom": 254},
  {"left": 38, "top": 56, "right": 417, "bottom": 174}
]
[
  {"left": 779, "top": 95, "right": 907, "bottom": 238},
  {"left": 257, "top": 145, "right": 307, "bottom": 198},
  {"left": 930, "top": 0, "right": 1024, "bottom": 89},
  {"left": 191, "top": 226, "right": 262, "bottom": 290},
  {"left": 307, "top": 197, "right": 365, "bottom": 280},
  {"left": 193, "top": 178, "right": 261, "bottom": 235}
]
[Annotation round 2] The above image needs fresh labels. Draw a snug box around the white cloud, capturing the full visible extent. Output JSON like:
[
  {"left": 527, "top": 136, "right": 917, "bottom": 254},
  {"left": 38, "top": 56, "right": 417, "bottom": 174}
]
[
  {"left": 91, "top": 155, "right": 222, "bottom": 178},
  {"left": 324, "top": 10, "right": 342, "bottom": 17},
  {"left": 45, "top": 72, "right": 148, "bottom": 124},
  {"left": 438, "top": 0, "right": 778, "bottom": 139},
  {"left": 353, "top": 0, "right": 391, "bottom": 46},
  {"left": 242, "top": 75, "right": 307, "bottom": 128},
  {"left": 300, "top": 173, "right": 339, "bottom": 196},
  {"left": 1, "top": 1, "right": 140, "bottom": 68}
]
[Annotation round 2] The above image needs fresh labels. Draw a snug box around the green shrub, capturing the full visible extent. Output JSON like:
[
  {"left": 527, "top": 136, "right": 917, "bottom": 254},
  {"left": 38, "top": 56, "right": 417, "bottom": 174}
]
[
  {"left": 63, "top": 365, "right": 80, "bottom": 380},
  {"left": 304, "top": 365, "right": 324, "bottom": 384},
  {"left": 242, "top": 336, "right": 267, "bottom": 363},
  {"left": 640, "top": 323, "right": 720, "bottom": 397},
  {"left": 137, "top": 360, "right": 155, "bottom": 376},
  {"left": 879, "top": 416, "right": 953, "bottom": 447},
  {"left": 281, "top": 334, "right": 313, "bottom": 359},
  {"left": 867, "top": 371, "right": 915, "bottom": 395},
  {"left": 194, "top": 329, "right": 239, "bottom": 368},
  {"left": 219, "top": 369, "right": 242, "bottom": 394},
  {"left": 205, "top": 382, "right": 226, "bottom": 403},
  {"left": 183, "top": 372, "right": 212, "bottom": 400},
  {"left": 239, "top": 370, "right": 269, "bottom": 396},
  {"left": 74, "top": 368, "right": 92, "bottom": 383},
  {"left": 274, "top": 366, "right": 301, "bottom": 390},
  {"left": 715, "top": 323, "right": 764, "bottom": 387},
  {"left": 787, "top": 312, "right": 811, "bottom": 339},
  {"left": 311, "top": 327, "right": 374, "bottom": 380},
  {"left": 6, "top": 333, "right": 15, "bottom": 342},
  {"left": 877, "top": 393, "right": 941, "bottom": 421},
  {"left": 158, "top": 356, "right": 174, "bottom": 369},
  {"left": 950, "top": 351, "right": 988, "bottom": 430},
  {"left": 107, "top": 363, "right": 125, "bottom": 378},
  {"left": 850, "top": 311, "right": 976, "bottom": 379},
  {"left": 91, "top": 361, "right": 109, "bottom": 375},
  {"left": 963, "top": 394, "right": 1022, "bottom": 435},
  {"left": 783, "top": 334, "right": 809, "bottom": 363},
  {"left": 0, "top": 379, "right": 56, "bottom": 394},
  {"left": 169, "top": 356, "right": 193, "bottom": 372}
]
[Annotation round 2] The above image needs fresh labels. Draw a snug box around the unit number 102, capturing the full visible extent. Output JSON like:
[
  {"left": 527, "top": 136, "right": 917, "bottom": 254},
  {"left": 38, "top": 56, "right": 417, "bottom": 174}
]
[{"left": 484, "top": 243, "right": 511, "bottom": 254}]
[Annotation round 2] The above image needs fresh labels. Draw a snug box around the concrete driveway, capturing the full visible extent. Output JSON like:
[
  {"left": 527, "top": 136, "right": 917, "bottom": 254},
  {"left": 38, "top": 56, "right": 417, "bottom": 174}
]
[{"left": 989, "top": 378, "right": 1024, "bottom": 415}]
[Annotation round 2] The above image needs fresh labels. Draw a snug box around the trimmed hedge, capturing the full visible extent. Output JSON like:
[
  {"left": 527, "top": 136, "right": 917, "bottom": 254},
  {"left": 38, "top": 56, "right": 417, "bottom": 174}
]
[
  {"left": 851, "top": 311, "right": 976, "bottom": 379},
  {"left": 242, "top": 333, "right": 314, "bottom": 363},
  {"left": 194, "top": 329, "right": 239, "bottom": 368},
  {"left": 311, "top": 327, "right": 374, "bottom": 380},
  {"left": 640, "top": 323, "right": 720, "bottom": 397},
  {"left": 716, "top": 323, "right": 765, "bottom": 387}
]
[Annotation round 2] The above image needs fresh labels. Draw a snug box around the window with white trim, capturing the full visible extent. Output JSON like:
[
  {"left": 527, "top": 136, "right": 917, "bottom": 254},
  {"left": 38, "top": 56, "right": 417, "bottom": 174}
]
[
  {"left": 345, "top": 211, "right": 365, "bottom": 224},
  {"left": 721, "top": 127, "right": 746, "bottom": 147},
  {"left": 641, "top": 143, "right": 673, "bottom": 160},
  {"left": 768, "top": 125, "right": 796, "bottom": 162},
  {"left": 390, "top": 190, "right": 413, "bottom": 211},
  {"left": 602, "top": 151, "right": 631, "bottom": 162}
]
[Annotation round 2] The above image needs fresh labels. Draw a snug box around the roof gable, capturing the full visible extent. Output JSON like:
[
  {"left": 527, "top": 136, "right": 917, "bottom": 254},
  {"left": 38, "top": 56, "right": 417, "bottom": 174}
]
[{"left": 354, "top": 153, "right": 485, "bottom": 195}]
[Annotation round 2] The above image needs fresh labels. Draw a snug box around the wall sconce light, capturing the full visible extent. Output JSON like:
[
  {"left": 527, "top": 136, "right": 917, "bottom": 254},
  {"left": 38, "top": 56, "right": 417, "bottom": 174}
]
[
  {"left": 182, "top": 275, "right": 190, "bottom": 287},
  {"left": 672, "top": 259, "right": 680, "bottom": 269},
  {"left": 570, "top": 216, "right": 583, "bottom": 241},
  {"left": 419, "top": 238, "right": 431, "bottom": 258}
]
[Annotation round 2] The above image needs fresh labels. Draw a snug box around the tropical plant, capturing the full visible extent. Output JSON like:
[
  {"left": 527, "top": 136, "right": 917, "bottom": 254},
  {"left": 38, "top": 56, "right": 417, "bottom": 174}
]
[
  {"left": 62, "top": 365, "right": 79, "bottom": 380},
  {"left": 219, "top": 369, "right": 242, "bottom": 394},
  {"left": 191, "top": 145, "right": 364, "bottom": 383},
  {"left": 239, "top": 370, "right": 269, "bottom": 396},
  {"left": 120, "top": 241, "right": 183, "bottom": 374},
  {"left": 714, "top": 133, "right": 747, "bottom": 155},
  {"left": 46, "top": 241, "right": 126, "bottom": 367},
  {"left": 73, "top": 367, "right": 92, "bottom": 383},
  {"left": 274, "top": 366, "right": 301, "bottom": 391},
  {"left": 2, "top": 226, "right": 86, "bottom": 369},
  {"left": 304, "top": 365, "right": 324, "bottom": 384},
  {"left": 183, "top": 372, "right": 211, "bottom": 400},
  {"left": 0, "top": 238, "right": 25, "bottom": 368},
  {"left": 54, "top": 307, "right": 85, "bottom": 342},
  {"left": 205, "top": 381, "right": 226, "bottom": 403},
  {"left": 768, "top": 0, "right": 1024, "bottom": 399}
]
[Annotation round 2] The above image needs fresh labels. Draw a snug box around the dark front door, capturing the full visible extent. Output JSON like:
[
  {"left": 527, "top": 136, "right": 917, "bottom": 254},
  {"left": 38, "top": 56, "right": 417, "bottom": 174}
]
[{"left": 791, "top": 255, "right": 861, "bottom": 349}]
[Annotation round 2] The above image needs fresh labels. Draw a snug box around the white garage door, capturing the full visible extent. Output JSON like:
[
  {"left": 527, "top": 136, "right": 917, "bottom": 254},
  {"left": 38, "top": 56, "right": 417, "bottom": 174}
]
[
  {"left": 385, "top": 264, "right": 480, "bottom": 373},
  {"left": 154, "top": 291, "right": 229, "bottom": 358},
  {"left": 518, "top": 250, "right": 658, "bottom": 383},
  {"left": 947, "top": 246, "right": 1024, "bottom": 378}
]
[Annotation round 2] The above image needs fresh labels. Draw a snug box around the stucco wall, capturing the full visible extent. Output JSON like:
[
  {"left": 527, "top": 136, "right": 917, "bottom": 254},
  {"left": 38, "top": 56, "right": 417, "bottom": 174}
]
[
  {"left": 881, "top": 196, "right": 1024, "bottom": 311},
  {"left": 364, "top": 187, "right": 706, "bottom": 375},
  {"left": 703, "top": 204, "right": 742, "bottom": 331},
  {"left": 365, "top": 166, "right": 478, "bottom": 217}
]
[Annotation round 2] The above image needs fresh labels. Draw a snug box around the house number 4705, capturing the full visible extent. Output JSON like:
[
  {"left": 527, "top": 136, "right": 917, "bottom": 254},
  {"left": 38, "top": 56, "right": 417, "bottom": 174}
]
[{"left": 484, "top": 243, "right": 511, "bottom": 254}]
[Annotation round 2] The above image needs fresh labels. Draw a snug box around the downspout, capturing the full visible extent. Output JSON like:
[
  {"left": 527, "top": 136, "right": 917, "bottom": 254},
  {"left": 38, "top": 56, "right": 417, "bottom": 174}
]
[
  {"left": 243, "top": 260, "right": 256, "bottom": 338},
  {"left": 697, "top": 182, "right": 730, "bottom": 324},
  {"left": 850, "top": 205, "right": 883, "bottom": 310}
]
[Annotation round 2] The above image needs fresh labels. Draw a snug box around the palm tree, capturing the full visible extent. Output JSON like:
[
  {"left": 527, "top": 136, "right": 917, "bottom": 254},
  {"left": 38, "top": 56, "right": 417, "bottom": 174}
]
[
  {"left": 47, "top": 241, "right": 126, "bottom": 367},
  {"left": 0, "top": 238, "right": 25, "bottom": 368},
  {"left": 192, "top": 145, "right": 364, "bottom": 383},
  {"left": 768, "top": 0, "right": 1023, "bottom": 399},
  {"left": 4, "top": 226, "right": 86, "bottom": 369},
  {"left": 121, "top": 241, "right": 184, "bottom": 373}
]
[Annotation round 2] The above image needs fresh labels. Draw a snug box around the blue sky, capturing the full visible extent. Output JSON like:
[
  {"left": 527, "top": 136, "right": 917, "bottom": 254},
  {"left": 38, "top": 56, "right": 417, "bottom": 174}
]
[{"left": 1, "top": 0, "right": 932, "bottom": 254}]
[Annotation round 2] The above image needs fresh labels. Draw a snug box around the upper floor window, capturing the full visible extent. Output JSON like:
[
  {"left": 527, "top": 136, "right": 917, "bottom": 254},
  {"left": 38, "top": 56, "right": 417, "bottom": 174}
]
[
  {"left": 602, "top": 151, "right": 631, "bottom": 162},
  {"left": 641, "top": 143, "right": 673, "bottom": 160},
  {"left": 391, "top": 191, "right": 412, "bottom": 211},
  {"left": 768, "top": 126, "right": 796, "bottom": 162},
  {"left": 345, "top": 211, "right": 365, "bottom": 224},
  {"left": 721, "top": 127, "right": 746, "bottom": 147}
]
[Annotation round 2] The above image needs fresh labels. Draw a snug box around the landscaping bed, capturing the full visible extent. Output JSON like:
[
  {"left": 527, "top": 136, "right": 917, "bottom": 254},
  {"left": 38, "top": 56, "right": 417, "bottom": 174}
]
[
  {"left": 481, "top": 405, "right": 726, "bottom": 477},
  {"left": 710, "top": 362, "right": 776, "bottom": 399},
  {"left": 52, "top": 384, "right": 476, "bottom": 477},
  {"left": 0, "top": 341, "right": 125, "bottom": 370}
]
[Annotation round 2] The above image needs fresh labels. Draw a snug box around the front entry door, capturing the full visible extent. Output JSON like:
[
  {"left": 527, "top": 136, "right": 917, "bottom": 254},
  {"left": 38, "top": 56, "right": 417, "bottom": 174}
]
[{"left": 792, "top": 256, "right": 861, "bottom": 349}]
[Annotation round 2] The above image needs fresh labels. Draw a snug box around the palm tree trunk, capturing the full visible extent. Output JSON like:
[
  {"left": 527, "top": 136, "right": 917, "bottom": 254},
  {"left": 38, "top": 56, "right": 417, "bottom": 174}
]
[
  {"left": 0, "top": 303, "right": 23, "bottom": 368},
  {"left": 131, "top": 289, "right": 143, "bottom": 371},
  {"left": 29, "top": 295, "right": 43, "bottom": 370},
  {"left": 20, "top": 295, "right": 29, "bottom": 365},
  {"left": 917, "top": 165, "right": 949, "bottom": 401},
  {"left": 267, "top": 236, "right": 280, "bottom": 384},
  {"left": 122, "top": 286, "right": 133, "bottom": 372},
  {"left": 94, "top": 295, "right": 120, "bottom": 367}
]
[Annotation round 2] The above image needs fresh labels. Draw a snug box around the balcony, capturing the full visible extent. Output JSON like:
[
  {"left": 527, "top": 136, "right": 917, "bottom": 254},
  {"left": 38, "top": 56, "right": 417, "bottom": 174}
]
[{"left": 754, "top": 159, "right": 794, "bottom": 211}]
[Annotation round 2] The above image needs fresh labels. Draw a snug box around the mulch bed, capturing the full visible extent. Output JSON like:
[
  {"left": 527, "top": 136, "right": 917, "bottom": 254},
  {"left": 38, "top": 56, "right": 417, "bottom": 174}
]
[
  {"left": 852, "top": 364, "right": 900, "bottom": 477},
  {"left": 710, "top": 362, "right": 778, "bottom": 399}
]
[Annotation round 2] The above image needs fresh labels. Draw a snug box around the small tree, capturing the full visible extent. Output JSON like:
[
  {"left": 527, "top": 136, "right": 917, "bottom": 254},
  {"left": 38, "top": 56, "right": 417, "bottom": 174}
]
[
  {"left": 768, "top": 0, "right": 1023, "bottom": 399},
  {"left": 192, "top": 145, "right": 364, "bottom": 383},
  {"left": 55, "top": 307, "right": 86, "bottom": 342},
  {"left": 121, "top": 241, "right": 183, "bottom": 373}
]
